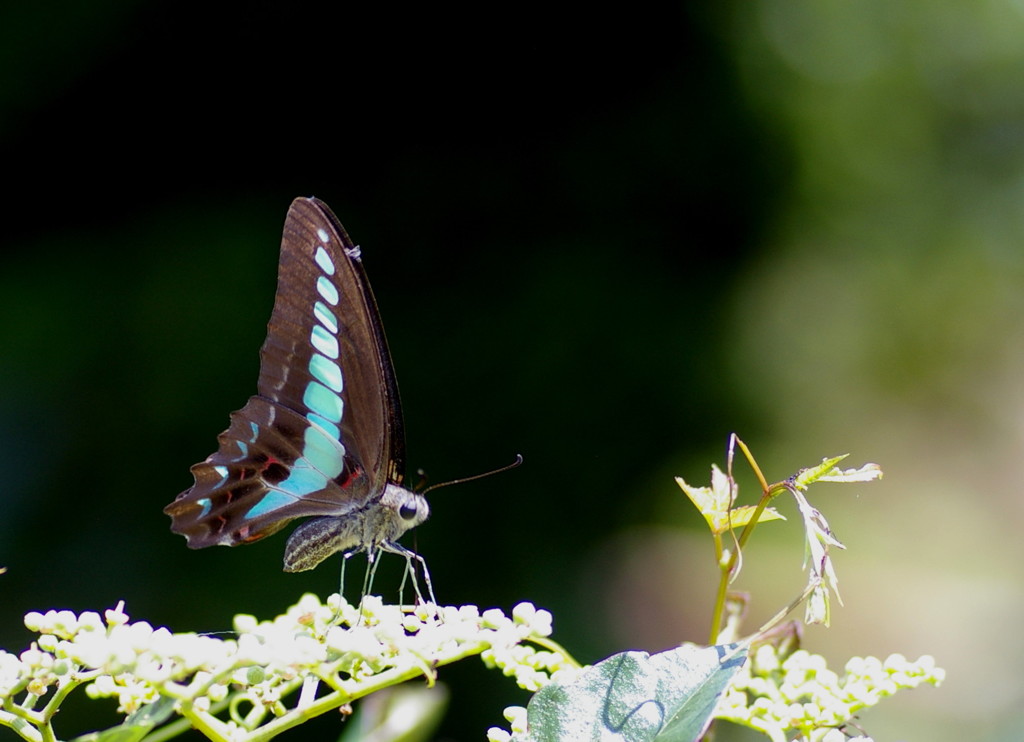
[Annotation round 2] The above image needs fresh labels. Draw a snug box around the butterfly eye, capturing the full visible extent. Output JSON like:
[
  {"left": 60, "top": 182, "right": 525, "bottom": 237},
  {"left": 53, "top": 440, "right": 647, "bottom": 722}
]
[{"left": 399, "top": 503, "right": 418, "bottom": 521}]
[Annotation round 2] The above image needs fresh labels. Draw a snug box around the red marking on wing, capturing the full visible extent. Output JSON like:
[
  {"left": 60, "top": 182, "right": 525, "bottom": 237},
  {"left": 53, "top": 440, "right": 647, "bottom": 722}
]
[{"left": 336, "top": 464, "right": 362, "bottom": 489}]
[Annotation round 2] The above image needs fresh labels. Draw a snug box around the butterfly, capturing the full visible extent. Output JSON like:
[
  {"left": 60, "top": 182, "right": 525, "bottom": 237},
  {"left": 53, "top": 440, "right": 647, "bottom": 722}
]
[{"left": 164, "top": 197, "right": 431, "bottom": 591}]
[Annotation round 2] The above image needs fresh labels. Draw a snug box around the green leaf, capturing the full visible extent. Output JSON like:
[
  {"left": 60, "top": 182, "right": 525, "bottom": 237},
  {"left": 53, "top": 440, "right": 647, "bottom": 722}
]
[
  {"left": 676, "top": 471, "right": 783, "bottom": 535},
  {"left": 792, "top": 455, "right": 848, "bottom": 489},
  {"left": 816, "top": 461, "right": 883, "bottom": 483},
  {"left": 524, "top": 643, "right": 747, "bottom": 742},
  {"left": 71, "top": 697, "right": 177, "bottom": 742},
  {"left": 726, "top": 504, "right": 784, "bottom": 530}
]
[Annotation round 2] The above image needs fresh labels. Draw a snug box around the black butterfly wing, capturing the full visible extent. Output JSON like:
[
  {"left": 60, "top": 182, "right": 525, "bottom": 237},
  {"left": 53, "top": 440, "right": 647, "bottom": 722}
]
[
  {"left": 165, "top": 197, "right": 406, "bottom": 548},
  {"left": 256, "top": 198, "right": 406, "bottom": 495}
]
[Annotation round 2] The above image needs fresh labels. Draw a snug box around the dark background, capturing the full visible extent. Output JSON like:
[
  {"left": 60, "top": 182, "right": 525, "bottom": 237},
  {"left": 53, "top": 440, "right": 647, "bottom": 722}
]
[
  {"left": 3, "top": 1, "right": 1011, "bottom": 740},
  {"left": 0, "top": 2, "right": 777, "bottom": 739}
]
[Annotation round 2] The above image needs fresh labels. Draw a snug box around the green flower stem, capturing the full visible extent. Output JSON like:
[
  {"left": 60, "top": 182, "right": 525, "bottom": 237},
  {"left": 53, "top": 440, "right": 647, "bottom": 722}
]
[
  {"left": 0, "top": 710, "right": 43, "bottom": 742},
  {"left": 177, "top": 701, "right": 235, "bottom": 740},
  {"left": 151, "top": 636, "right": 496, "bottom": 742},
  {"left": 525, "top": 636, "right": 581, "bottom": 670}
]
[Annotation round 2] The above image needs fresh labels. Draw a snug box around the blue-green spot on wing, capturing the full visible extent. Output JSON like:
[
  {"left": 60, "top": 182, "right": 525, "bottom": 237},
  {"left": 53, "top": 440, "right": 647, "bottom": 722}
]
[
  {"left": 524, "top": 644, "right": 747, "bottom": 742},
  {"left": 164, "top": 198, "right": 407, "bottom": 551}
]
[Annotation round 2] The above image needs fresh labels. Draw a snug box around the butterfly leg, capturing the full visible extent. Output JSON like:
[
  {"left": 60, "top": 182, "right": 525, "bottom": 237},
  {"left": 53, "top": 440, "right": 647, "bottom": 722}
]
[
  {"left": 361, "top": 546, "right": 385, "bottom": 600},
  {"left": 338, "top": 547, "right": 382, "bottom": 623},
  {"left": 338, "top": 549, "right": 354, "bottom": 601},
  {"left": 395, "top": 552, "right": 422, "bottom": 607},
  {"left": 328, "top": 550, "right": 357, "bottom": 625},
  {"left": 385, "top": 542, "right": 437, "bottom": 606},
  {"left": 396, "top": 556, "right": 411, "bottom": 606}
]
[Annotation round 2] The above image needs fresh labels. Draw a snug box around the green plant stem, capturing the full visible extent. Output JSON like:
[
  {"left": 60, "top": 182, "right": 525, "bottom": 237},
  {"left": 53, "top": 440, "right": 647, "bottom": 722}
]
[
  {"left": 709, "top": 436, "right": 792, "bottom": 643},
  {"left": 708, "top": 536, "right": 729, "bottom": 645}
]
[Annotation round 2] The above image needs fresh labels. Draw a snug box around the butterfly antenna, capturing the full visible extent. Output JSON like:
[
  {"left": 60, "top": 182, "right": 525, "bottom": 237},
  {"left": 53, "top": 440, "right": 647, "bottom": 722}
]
[{"left": 421, "top": 454, "right": 524, "bottom": 496}]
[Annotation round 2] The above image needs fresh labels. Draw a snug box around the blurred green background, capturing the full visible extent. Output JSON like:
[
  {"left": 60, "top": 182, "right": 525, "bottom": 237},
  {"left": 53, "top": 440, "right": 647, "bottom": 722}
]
[{"left": 1, "top": 1, "right": 1021, "bottom": 740}]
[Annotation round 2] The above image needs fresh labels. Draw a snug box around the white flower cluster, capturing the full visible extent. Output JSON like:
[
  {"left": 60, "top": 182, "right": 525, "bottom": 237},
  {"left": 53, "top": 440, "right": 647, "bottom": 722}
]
[
  {"left": 480, "top": 603, "right": 571, "bottom": 694},
  {"left": 0, "top": 596, "right": 557, "bottom": 742},
  {"left": 486, "top": 704, "right": 529, "bottom": 742},
  {"left": 716, "top": 644, "right": 945, "bottom": 742}
]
